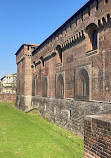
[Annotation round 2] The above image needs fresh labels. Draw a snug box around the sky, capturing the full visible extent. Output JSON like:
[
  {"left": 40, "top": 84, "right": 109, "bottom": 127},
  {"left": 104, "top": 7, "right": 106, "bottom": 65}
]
[{"left": 0, "top": 0, "right": 88, "bottom": 79}]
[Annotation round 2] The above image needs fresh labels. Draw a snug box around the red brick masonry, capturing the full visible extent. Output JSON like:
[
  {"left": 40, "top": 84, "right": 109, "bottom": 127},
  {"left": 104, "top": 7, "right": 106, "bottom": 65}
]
[
  {"left": 84, "top": 115, "right": 111, "bottom": 158},
  {"left": 0, "top": 94, "right": 16, "bottom": 103}
]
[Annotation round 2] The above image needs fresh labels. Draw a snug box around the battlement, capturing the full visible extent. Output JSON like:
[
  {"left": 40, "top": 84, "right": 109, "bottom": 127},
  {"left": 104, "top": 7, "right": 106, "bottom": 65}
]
[
  {"left": 32, "top": 0, "right": 111, "bottom": 56},
  {"left": 16, "top": 44, "right": 39, "bottom": 64}
]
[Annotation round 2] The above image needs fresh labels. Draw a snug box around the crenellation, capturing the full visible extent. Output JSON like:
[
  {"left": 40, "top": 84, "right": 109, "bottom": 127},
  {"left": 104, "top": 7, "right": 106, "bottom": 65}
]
[{"left": 83, "top": 7, "right": 90, "bottom": 20}]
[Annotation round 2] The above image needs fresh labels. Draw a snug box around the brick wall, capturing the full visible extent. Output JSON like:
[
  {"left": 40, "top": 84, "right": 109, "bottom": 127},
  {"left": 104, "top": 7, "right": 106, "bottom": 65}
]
[
  {"left": 0, "top": 94, "right": 16, "bottom": 103},
  {"left": 16, "top": 0, "right": 111, "bottom": 105},
  {"left": 30, "top": 0, "right": 111, "bottom": 102},
  {"left": 84, "top": 115, "right": 111, "bottom": 158}
]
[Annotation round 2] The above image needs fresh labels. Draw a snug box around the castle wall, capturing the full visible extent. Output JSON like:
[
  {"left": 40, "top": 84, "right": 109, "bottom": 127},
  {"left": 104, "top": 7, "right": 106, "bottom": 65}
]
[
  {"left": 15, "top": 0, "right": 111, "bottom": 135},
  {"left": 84, "top": 115, "right": 111, "bottom": 158},
  {"left": 31, "top": 0, "right": 111, "bottom": 102},
  {"left": 17, "top": 96, "right": 111, "bottom": 136},
  {"left": 0, "top": 94, "right": 16, "bottom": 103}
]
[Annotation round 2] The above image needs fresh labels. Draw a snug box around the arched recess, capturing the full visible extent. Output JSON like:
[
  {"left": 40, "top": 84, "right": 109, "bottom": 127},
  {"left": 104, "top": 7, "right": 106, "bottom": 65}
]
[
  {"left": 76, "top": 68, "right": 89, "bottom": 100},
  {"left": 56, "top": 74, "right": 64, "bottom": 98},
  {"left": 86, "top": 23, "right": 98, "bottom": 52},
  {"left": 56, "top": 45, "right": 62, "bottom": 63},
  {"left": 42, "top": 77, "right": 48, "bottom": 97}
]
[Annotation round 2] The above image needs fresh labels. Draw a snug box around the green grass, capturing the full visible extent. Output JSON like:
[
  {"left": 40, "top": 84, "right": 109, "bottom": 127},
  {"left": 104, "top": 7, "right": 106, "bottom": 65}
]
[{"left": 0, "top": 103, "right": 84, "bottom": 158}]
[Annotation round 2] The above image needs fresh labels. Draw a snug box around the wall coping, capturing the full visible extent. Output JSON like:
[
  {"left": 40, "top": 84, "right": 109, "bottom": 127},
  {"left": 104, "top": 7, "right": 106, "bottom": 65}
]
[
  {"left": 85, "top": 114, "right": 111, "bottom": 123},
  {"left": 32, "top": 95, "right": 111, "bottom": 105}
]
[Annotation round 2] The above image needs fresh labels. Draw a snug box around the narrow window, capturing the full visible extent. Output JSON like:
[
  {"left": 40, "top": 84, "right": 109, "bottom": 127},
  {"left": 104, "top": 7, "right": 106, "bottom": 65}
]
[
  {"left": 86, "top": 23, "right": 98, "bottom": 52},
  {"left": 70, "top": 110, "right": 71, "bottom": 120},
  {"left": 27, "top": 45, "right": 30, "bottom": 50},
  {"left": 56, "top": 45, "right": 62, "bottom": 63},
  {"left": 92, "top": 30, "right": 97, "bottom": 50},
  {"left": 81, "top": 12, "right": 83, "bottom": 21},
  {"left": 88, "top": 6, "right": 90, "bottom": 16},
  {"left": 96, "top": 0, "right": 98, "bottom": 10},
  {"left": 107, "top": 14, "right": 110, "bottom": 19}
]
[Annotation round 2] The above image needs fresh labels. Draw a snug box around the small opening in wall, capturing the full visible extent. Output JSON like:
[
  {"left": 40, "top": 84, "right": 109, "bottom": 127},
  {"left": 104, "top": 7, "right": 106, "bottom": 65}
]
[
  {"left": 27, "top": 45, "right": 30, "bottom": 50},
  {"left": 88, "top": 6, "right": 90, "bottom": 16},
  {"left": 70, "top": 110, "right": 71, "bottom": 120},
  {"left": 56, "top": 45, "right": 62, "bottom": 64},
  {"left": 107, "top": 14, "right": 110, "bottom": 20},
  {"left": 92, "top": 30, "right": 97, "bottom": 50},
  {"left": 105, "top": 0, "right": 108, "bottom": 3},
  {"left": 81, "top": 12, "right": 83, "bottom": 21},
  {"left": 86, "top": 23, "right": 98, "bottom": 52},
  {"left": 96, "top": 0, "right": 98, "bottom": 10},
  {"left": 98, "top": 20, "right": 101, "bottom": 25}
]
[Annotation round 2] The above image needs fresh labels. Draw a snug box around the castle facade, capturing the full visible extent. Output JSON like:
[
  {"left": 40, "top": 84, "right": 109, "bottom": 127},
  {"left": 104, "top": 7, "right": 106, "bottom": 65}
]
[{"left": 15, "top": 0, "right": 111, "bottom": 135}]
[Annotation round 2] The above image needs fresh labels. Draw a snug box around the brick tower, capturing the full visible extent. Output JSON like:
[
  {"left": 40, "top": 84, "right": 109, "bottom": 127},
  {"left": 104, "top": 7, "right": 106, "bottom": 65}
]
[{"left": 15, "top": 44, "right": 39, "bottom": 110}]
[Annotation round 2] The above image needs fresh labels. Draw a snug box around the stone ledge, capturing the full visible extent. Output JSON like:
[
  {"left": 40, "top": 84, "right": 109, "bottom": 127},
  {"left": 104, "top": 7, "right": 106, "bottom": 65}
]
[{"left": 85, "top": 114, "right": 111, "bottom": 123}]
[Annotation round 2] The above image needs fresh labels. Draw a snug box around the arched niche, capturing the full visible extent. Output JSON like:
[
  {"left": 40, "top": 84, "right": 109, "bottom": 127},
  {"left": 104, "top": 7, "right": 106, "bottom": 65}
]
[
  {"left": 56, "top": 74, "right": 64, "bottom": 98},
  {"left": 75, "top": 68, "right": 89, "bottom": 100}
]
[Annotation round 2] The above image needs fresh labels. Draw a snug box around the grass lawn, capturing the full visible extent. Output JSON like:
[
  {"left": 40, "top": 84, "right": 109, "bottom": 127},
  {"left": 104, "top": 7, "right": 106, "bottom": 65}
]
[{"left": 0, "top": 103, "right": 84, "bottom": 158}]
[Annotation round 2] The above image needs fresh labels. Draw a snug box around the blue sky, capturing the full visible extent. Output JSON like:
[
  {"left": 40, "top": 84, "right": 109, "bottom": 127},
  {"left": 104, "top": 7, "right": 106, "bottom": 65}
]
[{"left": 0, "top": 0, "right": 88, "bottom": 79}]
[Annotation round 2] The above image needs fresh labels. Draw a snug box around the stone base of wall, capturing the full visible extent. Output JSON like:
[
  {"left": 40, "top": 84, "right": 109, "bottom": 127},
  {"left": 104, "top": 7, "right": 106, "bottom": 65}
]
[
  {"left": 16, "top": 95, "right": 111, "bottom": 135},
  {"left": 0, "top": 94, "right": 16, "bottom": 103},
  {"left": 84, "top": 115, "right": 111, "bottom": 158},
  {"left": 16, "top": 95, "right": 32, "bottom": 111}
]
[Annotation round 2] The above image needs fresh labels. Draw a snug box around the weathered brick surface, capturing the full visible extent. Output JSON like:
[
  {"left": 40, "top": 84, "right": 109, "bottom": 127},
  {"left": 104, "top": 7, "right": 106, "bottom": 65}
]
[
  {"left": 84, "top": 115, "right": 111, "bottom": 158},
  {"left": 30, "top": 0, "right": 111, "bottom": 101},
  {"left": 0, "top": 94, "right": 16, "bottom": 103},
  {"left": 16, "top": 0, "right": 111, "bottom": 102},
  {"left": 16, "top": 44, "right": 38, "bottom": 96}
]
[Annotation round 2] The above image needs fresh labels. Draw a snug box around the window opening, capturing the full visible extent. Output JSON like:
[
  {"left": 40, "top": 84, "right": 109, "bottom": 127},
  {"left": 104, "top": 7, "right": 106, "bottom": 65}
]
[
  {"left": 56, "top": 45, "right": 62, "bottom": 63},
  {"left": 105, "top": 0, "right": 108, "bottom": 3},
  {"left": 92, "top": 30, "right": 97, "bottom": 50}
]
